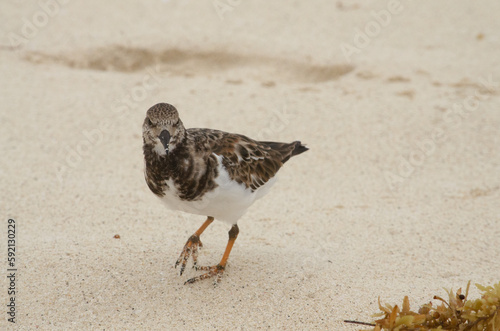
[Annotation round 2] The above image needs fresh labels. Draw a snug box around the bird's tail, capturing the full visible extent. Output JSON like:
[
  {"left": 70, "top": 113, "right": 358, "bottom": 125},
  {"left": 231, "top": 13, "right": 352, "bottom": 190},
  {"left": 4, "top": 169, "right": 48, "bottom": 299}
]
[
  {"left": 261, "top": 140, "right": 308, "bottom": 163},
  {"left": 290, "top": 141, "right": 309, "bottom": 157}
]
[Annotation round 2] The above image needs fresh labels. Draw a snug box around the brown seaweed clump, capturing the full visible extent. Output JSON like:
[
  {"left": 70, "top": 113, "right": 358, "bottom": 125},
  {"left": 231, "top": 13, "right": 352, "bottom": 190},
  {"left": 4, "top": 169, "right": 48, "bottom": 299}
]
[{"left": 347, "top": 281, "right": 500, "bottom": 331}]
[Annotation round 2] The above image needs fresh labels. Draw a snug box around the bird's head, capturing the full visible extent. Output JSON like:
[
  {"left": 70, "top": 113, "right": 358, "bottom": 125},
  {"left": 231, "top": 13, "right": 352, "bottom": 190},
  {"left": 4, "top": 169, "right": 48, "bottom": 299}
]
[{"left": 143, "top": 103, "right": 186, "bottom": 156}]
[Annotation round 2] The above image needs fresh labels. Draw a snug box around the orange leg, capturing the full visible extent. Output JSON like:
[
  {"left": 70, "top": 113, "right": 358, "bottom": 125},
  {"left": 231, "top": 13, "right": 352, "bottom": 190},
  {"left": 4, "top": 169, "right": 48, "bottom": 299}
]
[
  {"left": 185, "top": 224, "right": 239, "bottom": 284},
  {"left": 175, "top": 216, "right": 214, "bottom": 275}
]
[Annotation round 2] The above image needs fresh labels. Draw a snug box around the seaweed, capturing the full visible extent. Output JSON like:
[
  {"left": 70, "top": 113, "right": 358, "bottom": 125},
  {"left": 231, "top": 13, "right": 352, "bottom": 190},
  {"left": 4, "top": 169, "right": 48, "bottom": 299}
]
[{"left": 345, "top": 281, "right": 500, "bottom": 331}]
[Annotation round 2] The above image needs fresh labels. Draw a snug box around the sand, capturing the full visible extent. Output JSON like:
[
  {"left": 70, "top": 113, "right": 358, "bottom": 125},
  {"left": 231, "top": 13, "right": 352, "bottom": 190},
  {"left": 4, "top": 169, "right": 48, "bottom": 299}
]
[{"left": 1, "top": 0, "right": 499, "bottom": 329}]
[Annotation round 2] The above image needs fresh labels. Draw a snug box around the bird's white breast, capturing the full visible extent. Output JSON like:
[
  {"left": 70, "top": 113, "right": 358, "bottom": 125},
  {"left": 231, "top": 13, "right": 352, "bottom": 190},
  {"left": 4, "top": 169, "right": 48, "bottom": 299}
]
[{"left": 158, "top": 154, "right": 276, "bottom": 224}]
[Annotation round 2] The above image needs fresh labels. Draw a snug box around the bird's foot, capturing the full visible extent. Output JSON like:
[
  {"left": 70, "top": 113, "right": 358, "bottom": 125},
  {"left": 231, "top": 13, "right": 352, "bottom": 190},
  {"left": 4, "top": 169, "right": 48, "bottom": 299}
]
[
  {"left": 185, "top": 264, "right": 225, "bottom": 285},
  {"left": 175, "top": 234, "right": 203, "bottom": 275}
]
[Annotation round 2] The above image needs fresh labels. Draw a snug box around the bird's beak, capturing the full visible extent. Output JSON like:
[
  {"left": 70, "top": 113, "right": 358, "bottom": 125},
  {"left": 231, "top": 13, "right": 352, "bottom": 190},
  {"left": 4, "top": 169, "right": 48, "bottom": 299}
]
[{"left": 159, "top": 130, "right": 171, "bottom": 155}]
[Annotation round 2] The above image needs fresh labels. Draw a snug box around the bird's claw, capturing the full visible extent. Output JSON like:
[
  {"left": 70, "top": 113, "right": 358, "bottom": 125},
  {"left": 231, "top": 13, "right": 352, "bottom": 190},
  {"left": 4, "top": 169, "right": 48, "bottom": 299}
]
[
  {"left": 185, "top": 264, "right": 225, "bottom": 285},
  {"left": 175, "top": 234, "right": 203, "bottom": 276}
]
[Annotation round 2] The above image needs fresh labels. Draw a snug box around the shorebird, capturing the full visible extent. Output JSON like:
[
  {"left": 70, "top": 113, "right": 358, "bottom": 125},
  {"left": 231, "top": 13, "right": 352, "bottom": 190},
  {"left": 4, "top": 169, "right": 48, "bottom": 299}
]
[{"left": 142, "top": 103, "right": 308, "bottom": 284}]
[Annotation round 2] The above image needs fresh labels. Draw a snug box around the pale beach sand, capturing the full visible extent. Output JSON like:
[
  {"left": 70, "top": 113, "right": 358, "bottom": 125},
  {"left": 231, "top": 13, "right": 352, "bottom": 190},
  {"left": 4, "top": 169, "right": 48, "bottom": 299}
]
[{"left": 1, "top": 0, "right": 499, "bottom": 329}]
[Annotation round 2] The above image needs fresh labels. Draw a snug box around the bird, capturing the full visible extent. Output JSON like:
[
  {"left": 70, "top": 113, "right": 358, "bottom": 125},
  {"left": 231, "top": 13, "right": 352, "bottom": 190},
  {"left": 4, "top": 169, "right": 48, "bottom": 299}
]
[{"left": 142, "top": 103, "right": 308, "bottom": 284}]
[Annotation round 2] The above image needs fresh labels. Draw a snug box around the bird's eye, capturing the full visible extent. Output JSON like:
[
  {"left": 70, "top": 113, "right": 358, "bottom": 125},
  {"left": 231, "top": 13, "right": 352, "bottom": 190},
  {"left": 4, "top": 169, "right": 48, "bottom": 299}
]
[{"left": 146, "top": 118, "right": 153, "bottom": 126}]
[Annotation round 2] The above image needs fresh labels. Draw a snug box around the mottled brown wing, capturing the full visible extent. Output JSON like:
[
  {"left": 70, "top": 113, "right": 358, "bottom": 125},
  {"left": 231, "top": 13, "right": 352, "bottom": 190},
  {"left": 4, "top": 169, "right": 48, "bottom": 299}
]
[{"left": 189, "top": 129, "right": 306, "bottom": 191}]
